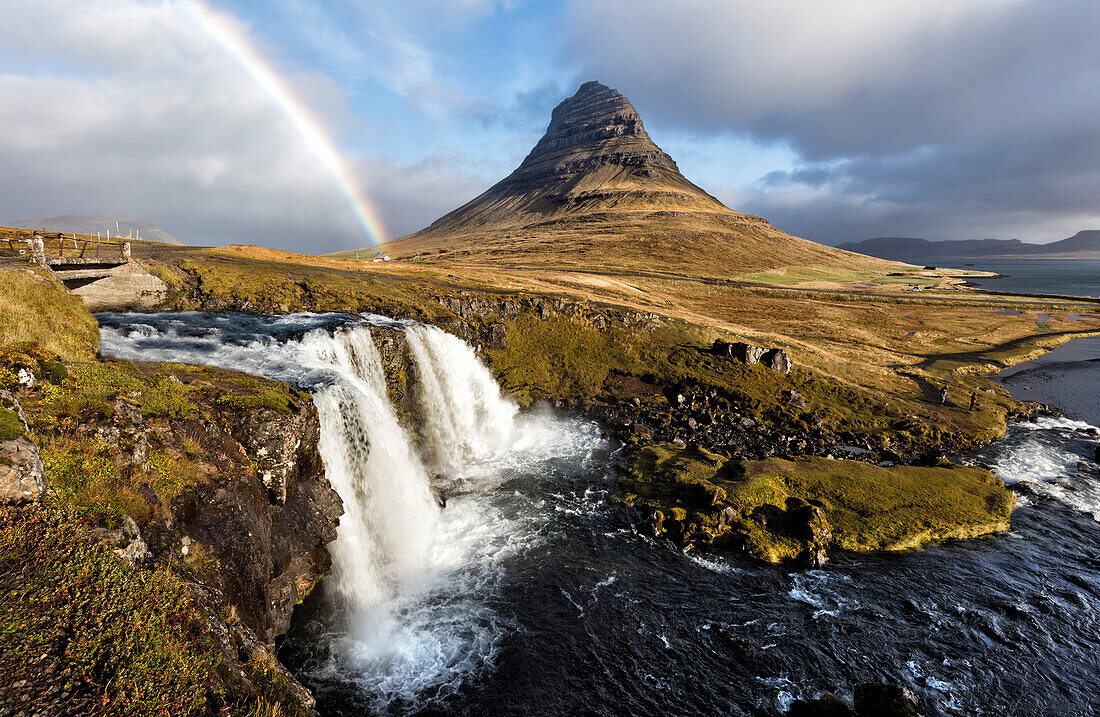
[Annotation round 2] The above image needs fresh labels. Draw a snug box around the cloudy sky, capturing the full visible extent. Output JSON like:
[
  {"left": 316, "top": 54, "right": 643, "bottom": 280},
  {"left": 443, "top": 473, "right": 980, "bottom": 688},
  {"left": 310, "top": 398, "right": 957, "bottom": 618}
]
[{"left": 1, "top": 0, "right": 1097, "bottom": 253}]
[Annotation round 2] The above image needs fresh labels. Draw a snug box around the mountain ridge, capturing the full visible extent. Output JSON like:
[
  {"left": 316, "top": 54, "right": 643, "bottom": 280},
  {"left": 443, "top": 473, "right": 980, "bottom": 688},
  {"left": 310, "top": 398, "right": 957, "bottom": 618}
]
[
  {"left": 839, "top": 231, "right": 1100, "bottom": 261},
  {"left": 8, "top": 215, "right": 181, "bottom": 244},
  {"left": 370, "top": 81, "right": 894, "bottom": 278}
]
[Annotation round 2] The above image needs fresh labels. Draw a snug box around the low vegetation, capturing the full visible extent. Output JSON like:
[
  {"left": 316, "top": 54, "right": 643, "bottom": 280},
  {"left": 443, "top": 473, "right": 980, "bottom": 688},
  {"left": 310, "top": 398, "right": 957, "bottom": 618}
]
[
  {"left": 0, "top": 505, "right": 224, "bottom": 715},
  {"left": 620, "top": 444, "right": 1015, "bottom": 563},
  {"left": 0, "top": 268, "right": 98, "bottom": 362}
]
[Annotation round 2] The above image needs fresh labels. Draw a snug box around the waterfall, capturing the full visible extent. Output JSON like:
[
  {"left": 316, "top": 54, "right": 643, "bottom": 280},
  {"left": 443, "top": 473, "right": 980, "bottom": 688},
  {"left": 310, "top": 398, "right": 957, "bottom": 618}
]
[
  {"left": 406, "top": 324, "right": 518, "bottom": 476},
  {"left": 97, "top": 311, "right": 607, "bottom": 709},
  {"left": 298, "top": 327, "right": 441, "bottom": 644},
  {"left": 96, "top": 311, "right": 558, "bottom": 706}
]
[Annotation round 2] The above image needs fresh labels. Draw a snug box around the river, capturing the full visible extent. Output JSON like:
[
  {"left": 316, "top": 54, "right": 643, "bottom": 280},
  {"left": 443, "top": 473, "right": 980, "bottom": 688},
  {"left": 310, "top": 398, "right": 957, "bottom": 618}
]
[{"left": 97, "top": 312, "right": 1100, "bottom": 716}]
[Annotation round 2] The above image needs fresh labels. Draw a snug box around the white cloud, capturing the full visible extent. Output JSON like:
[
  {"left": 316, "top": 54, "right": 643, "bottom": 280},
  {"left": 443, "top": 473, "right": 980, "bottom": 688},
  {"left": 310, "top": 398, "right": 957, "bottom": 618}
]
[
  {"left": 565, "top": 0, "right": 1100, "bottom": 242},
  {"left": 0, "top": 0, "right": 492, "bottom": 251}
]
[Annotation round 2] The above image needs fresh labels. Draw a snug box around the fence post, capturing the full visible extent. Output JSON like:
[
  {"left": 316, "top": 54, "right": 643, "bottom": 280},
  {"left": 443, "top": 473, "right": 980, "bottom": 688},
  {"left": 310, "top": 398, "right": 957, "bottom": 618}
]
[
  {"left": 30, "top": 234, "right": 46, "bottom": 267},
  {"left": 123, "top": 242, "right": 132, "bottom": 263}
]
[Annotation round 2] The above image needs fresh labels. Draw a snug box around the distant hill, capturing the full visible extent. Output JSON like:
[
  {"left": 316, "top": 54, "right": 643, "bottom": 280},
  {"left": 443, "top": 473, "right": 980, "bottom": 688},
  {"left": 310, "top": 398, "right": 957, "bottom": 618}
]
[
  {"left": 839, "top": 231, "right": 1100, "bottom": 261},
  {"left": 360, "top": 81, "right": 893, "bottom": 279},
  {"left": 10, "top": 215, "right": 181, "bottom": 245}
]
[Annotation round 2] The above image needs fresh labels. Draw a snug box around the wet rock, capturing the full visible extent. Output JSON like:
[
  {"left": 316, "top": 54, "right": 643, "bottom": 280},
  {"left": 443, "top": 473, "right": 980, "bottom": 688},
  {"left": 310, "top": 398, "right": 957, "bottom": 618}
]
[
  {"left": 642, "top": 510, "right": 664, "bottom": 538},
  {"left": 0, "top": 390, "right": 46, "bottom": 505},
  {"left": 718, "top": 506, "right": 738, "bottom": 527},
  {"left": 787, "top": 693, "right": 856, "bottom": 717},
  {"left": 762, "top": 348, "right": 793, "bottom": 374},
  {"left": 854, "top": 683, "right": 924, "bottom": 716},
  {"left": 788, "top": 497, "right": 832, "bottom": 567}
]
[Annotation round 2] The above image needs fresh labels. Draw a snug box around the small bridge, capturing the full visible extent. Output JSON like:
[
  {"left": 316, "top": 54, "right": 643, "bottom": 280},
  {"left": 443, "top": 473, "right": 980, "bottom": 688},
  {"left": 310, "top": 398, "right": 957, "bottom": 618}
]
[
  {"left": 6, "top": 232, "right": 131, "bottom": 289},
  {"left": 5, "top": 231, "right": 166, "bottom": 310}
]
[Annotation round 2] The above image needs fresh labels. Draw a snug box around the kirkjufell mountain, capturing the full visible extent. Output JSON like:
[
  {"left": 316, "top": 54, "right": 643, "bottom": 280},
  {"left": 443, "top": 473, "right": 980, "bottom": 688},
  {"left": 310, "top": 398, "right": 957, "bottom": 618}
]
[{"left": 379, "top": 81, "right": 892, "bottom": 277}]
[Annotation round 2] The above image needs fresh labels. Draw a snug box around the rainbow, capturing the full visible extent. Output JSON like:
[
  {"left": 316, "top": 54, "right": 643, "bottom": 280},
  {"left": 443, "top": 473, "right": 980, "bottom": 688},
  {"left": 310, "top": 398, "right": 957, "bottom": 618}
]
[{"left": 177, "top": 0, "right": 386, "bottom": 246}]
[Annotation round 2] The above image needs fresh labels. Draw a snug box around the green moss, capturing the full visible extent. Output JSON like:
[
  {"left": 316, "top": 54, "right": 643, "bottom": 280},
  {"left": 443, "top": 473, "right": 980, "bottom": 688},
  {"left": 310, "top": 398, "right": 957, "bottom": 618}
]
[
  {"left": 487, "top": 309, "right": 907, "bottom": 441},
  {"left": 621, "top": 444, "right": 1014, "bottom": 562},
  {"left": 147, "top": 450, "right": 206, "bottom": 504},
  {"left": 0, "top": 505, "right": 224, "bottom": 714},
  {"left": 0, "top": 405, "right": 23, "bottom": 441},
  {"left": 755, "top": 457, "right": 1016, "bottom": 552},
  {"left": 244, "top": 651, "right": 311, "bottom": 717}
]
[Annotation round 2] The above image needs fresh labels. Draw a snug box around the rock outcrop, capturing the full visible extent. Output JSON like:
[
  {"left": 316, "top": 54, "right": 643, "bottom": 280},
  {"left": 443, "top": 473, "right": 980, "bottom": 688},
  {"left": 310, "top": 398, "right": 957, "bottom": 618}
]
[
  {"left": 619, "top": 445, "right": 1014, "bottom": 565},
  {"left": 786, "top": 683, "right": 925, "bottom": 717},
  {"left": 0, "top": 390, "right": 45, "bottom": 504},
  {"left": 5, "top": 356, "right": 344, "bottom": 712},
  {"left": 713, "top": 340, "right": 792, "bottom": 374}
]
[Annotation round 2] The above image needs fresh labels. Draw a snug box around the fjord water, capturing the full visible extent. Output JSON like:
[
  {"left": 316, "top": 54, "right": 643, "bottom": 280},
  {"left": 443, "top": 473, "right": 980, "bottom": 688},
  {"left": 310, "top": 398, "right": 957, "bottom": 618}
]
[
  {"left": 97, "top": 313, "right": 1100, "bottom": 716},
  {"left": 953, "top": 259, "right": 1100, "bottom": 298}
]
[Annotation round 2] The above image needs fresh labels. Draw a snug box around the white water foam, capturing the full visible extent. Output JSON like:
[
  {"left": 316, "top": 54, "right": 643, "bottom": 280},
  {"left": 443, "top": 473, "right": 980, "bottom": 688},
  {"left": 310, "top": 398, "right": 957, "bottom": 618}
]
[
  {"left": 989, "top": 416, "right": 1100, "bottom": 521},
  {"left": 97, "top": 312, "right": 606, "bottom": 710}
]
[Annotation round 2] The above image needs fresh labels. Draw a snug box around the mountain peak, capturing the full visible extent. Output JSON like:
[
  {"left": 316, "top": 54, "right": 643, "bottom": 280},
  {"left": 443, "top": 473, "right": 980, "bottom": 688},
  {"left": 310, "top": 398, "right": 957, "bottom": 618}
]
[
  {"left": 511, "top": 80, "right": 680, "bottom": 185},
  {"left": 381, "top": 81, "right": 884, "bottom": 278}
]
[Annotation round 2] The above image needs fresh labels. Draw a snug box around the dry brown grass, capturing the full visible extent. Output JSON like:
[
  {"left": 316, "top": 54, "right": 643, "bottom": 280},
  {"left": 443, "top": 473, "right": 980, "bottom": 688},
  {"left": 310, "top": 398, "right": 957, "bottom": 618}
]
[{"left": 0, "top": 267, "right": 99, "bottom": 361}]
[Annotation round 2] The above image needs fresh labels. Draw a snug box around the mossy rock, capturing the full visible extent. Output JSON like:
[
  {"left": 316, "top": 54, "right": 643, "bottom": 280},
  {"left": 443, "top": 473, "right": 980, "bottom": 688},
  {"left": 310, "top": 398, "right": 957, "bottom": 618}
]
[
  {"left": 621, "top": 444, "right": 1014, "bottom": 563},
  {"left": 0, "top": 405, "right": 24, "bottom": 441}
]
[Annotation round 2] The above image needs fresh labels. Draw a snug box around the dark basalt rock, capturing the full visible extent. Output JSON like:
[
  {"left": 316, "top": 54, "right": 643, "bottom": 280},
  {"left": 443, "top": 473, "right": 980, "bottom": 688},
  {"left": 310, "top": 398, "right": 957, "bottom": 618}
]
[
  {"left": 175, "top": 401, "right": 340, "bottom": 645},
  {"left": 853, "top": 683, "right": 925, "bottom": 716},
  {"left": 787, "top": 693, "right": 855, "bottom": 717},
  {"left": 787, "top": 497, "right": 832, "bottom": 567},
  {"left": 785, "top": 683, "right": 926, "bottom": 717}
]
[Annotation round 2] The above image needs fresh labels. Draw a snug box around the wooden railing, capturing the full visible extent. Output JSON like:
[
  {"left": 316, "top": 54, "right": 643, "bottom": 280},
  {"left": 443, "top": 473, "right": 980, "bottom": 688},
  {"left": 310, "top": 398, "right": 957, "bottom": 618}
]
[
  {"left": 50, "top": 235, "right": 129, "bottom": 260},
  {"left": 5, "top": 233, "right": 131, "bottom": 264}
]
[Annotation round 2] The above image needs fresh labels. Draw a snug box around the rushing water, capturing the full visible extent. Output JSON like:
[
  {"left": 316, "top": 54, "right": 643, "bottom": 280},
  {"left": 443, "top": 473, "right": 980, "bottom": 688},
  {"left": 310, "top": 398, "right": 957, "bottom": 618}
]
[{"left": 98, "top": 312, "right": 1100, "bottom": 716}]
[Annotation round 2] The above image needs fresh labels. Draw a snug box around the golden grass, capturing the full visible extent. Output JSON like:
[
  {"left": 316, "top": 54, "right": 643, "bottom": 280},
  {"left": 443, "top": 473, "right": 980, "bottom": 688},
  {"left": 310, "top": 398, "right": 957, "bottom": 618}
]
[{"left": 0, "top": 267, "right": 99, "bottom": 362}]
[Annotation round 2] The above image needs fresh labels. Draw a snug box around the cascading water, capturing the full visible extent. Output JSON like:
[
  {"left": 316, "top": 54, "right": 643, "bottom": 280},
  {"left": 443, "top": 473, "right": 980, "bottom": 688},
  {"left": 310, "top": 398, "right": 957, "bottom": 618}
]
[
  {"left": 405, "top": 325, "right": 518, "bottom": 476},
  {"left": 96, "top": 312, "right": 1100, "bottom": 716},
  {"left": 298, "top": 328, "right": 441, "bottom": 650},
  {"left": 96, "top": 311, "right": 607, "bottom": 712}
]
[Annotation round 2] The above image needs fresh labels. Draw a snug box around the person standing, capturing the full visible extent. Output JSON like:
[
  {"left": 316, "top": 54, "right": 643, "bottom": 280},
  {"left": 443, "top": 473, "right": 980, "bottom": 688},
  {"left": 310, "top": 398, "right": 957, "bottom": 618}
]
[
  {"left": 970, "top": 391, "right": 978, "bottom": 411},
  {"left": 939, "top": 386, "right": 948, "bottom": 406}
]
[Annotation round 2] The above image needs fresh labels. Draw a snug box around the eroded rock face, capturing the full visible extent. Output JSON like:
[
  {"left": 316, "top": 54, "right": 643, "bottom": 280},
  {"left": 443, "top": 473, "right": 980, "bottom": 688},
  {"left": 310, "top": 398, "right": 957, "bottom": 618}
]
[
  {"left": 507, "top": 80, "right": 684, "bottom": 189},
  {"left": 0, "top": 390, "right": 46, "bottom": 505},
  {"left": 176, "top": 401, "right": 340, "bottom": 645}
]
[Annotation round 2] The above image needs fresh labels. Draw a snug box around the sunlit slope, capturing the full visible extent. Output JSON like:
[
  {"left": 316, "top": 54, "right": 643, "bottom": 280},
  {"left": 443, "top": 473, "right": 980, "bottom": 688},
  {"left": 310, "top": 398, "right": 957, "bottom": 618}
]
[{"left": 365, "top": 81, "right": 896, "bottom": 279}]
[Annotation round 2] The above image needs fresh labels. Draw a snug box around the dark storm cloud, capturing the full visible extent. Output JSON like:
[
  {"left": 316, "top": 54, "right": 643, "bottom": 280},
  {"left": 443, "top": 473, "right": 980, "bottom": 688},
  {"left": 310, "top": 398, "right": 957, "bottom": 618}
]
[{"left": 566, "top": 0, "right": 1100, "bottom": 243}]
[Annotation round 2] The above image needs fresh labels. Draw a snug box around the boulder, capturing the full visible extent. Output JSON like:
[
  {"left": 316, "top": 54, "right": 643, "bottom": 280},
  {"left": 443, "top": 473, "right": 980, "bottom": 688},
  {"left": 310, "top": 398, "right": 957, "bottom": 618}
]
[
  {"left": 762, "top": 348, "right": 793, "bottom": 374},
  {"left": 92, "top": 514, "right": 152, "bottom": 563},
  {"left": 787, "top": 693, "right": 855, "bottom": 717},
  {"left": 854, "top": 683, "right": 924, "bottom": 717},
  {"left": 783, "top": 389, "right": 809, "bottom": 410},
  {"left": 0, "top": 390, "right": 46, "bottom": 505},
  {"left": 713, "top": 340, "right": 766, "bottom": 365},
  {"left": 788, "top": 497, "right": 832, "bottom": 567}
]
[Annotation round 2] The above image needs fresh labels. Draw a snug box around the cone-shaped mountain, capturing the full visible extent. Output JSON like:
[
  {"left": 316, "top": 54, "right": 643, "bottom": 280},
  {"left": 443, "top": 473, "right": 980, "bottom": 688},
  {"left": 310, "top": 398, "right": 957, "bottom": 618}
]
[{"left": 380, "top": 81, "right": 890, "bottom": 278}]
